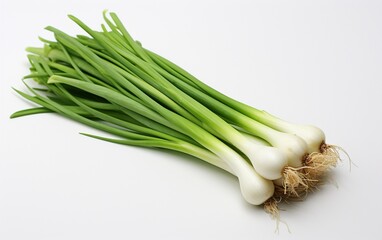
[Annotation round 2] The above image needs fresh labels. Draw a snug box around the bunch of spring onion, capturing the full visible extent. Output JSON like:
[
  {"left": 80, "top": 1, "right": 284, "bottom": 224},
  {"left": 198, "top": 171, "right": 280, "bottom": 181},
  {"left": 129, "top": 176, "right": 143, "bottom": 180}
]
[{"left": 11, "top": 12, "right": 342, "bottom": 217}]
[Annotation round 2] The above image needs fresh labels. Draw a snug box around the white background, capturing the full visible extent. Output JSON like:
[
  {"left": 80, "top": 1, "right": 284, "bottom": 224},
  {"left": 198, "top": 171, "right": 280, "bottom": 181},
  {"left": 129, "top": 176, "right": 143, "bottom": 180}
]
[{"left": 1, "top": 0, "right": 381, "bottom": 239}]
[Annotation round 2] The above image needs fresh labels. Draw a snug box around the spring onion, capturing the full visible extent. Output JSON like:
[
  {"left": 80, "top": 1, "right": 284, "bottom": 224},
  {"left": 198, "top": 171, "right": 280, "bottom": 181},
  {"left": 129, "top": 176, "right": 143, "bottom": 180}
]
[{"left": 11, "top": 11, "right": 343, "bottom": 215}]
